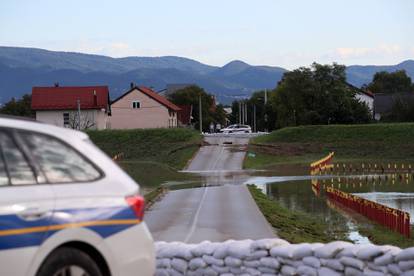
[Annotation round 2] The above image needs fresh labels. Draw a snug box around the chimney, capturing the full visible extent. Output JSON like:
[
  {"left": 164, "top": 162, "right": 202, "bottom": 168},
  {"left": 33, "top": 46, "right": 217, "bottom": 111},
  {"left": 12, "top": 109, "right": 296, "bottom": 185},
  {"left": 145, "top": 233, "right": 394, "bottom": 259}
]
[
  {"left": 54, "top": 82, "right": 59, "bottom": 87},
  {"left": 93, "top": 90, "right": 97, "bottom": 106},
  {"left": 130, "top": 82, "right": 135, "bottom": 89}
]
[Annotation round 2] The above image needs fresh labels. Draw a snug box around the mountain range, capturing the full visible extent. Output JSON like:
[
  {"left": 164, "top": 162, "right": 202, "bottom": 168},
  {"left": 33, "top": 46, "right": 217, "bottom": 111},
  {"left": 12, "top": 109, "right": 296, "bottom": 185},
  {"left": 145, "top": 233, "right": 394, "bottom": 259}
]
[{"left": 1, "top": 46, "right": 413, "bottom": 104}]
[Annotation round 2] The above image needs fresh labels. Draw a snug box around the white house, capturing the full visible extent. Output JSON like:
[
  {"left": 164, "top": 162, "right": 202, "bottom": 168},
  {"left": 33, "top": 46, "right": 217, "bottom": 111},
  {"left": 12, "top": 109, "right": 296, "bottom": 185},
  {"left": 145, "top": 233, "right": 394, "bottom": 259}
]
[{"left": 31, "top": 85, "right": 110, "bottom": 130}]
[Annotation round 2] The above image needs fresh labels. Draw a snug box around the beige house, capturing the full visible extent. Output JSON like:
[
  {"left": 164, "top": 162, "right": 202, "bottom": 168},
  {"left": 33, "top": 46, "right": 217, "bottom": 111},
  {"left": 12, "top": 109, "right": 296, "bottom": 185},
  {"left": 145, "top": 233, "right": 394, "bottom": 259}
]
[
  {"left": 109, "top": 85, "right": 180, "bottom": 129},
  {"left": 31, "top": 86, "right": 110, "bottom": 130}
]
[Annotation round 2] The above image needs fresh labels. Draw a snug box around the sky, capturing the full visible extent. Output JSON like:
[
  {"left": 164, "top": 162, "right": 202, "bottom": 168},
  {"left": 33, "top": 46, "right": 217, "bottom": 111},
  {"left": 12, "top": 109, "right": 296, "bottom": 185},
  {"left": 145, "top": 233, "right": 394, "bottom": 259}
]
[{"left": 1, "top": 0, "right": 413, "bottom": 69}]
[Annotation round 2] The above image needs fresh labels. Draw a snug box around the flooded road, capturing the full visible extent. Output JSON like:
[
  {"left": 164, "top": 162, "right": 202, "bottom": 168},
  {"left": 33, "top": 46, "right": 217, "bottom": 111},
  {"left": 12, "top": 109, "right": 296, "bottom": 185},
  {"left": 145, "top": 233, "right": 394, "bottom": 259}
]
[{"left": 146, "top": 136, "right": 276, "bottom": 242}]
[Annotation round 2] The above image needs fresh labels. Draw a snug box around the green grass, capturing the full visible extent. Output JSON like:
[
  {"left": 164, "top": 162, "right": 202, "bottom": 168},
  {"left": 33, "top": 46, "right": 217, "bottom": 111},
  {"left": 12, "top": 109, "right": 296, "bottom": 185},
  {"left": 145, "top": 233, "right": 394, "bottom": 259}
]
[
  {"left": 88, "top": 128, "right": 202, "bottom": 189},
  {"left": 118, "top": 160, "right": 196, "bottom": 188},
  {"left": 246, "top": 123, "right": 414, "bottom": 169},
  {"left": 357, "top": 223, "right": 414, "bottom": 248},
  {"left": 88, "top": 128, "right": 201, "bottom": 169},
  {"left": 248, "top": 185, "right": 349, "bottom": 243}
]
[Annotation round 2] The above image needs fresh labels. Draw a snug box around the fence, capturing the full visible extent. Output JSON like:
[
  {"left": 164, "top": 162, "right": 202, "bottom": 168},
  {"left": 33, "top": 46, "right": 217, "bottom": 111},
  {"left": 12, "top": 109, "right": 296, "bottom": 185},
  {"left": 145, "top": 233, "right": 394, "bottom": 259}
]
[
  {"left": 310, "top": 152, "right": 334, "bottom": 175},
  {"left": 326, "top": 186, "right": 410, "bottom": 238}
]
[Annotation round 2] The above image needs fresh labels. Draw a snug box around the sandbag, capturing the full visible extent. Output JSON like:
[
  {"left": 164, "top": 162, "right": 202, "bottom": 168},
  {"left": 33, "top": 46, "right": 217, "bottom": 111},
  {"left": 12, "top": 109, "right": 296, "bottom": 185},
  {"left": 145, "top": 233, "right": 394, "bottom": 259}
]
[
  {"left": 297, "top": 265, "right": 317, "bottom": 276},
  {"left": 280, "top": 265, "right": 296, "bottom": 276},
  {"left": 202, "top": 255, "right": 224, "bottom": 266},
  {"left": 188, "top": 257, "right": 207, "bottom": 270},
  {"left": 260, "top": 257, "right": 280, "bottom": 269},
  {"left": 396, "top": 248, "right": 414, "bottom": 262},
  {"left": 227, "top": 240, "right": 253, "bottom": 259},
  {"left": 314, "top": 241, "right": 353, "bottom": 259},
  {"left": 344, "top": 266, "right": 363, "bottom": 276},
  {"left": 171, "top": 258, "right": 188, "bottom": 274},
  {"left": 318, "top": 267, "right": 342, "bottom": 276},
  {"left": 302, "top": 256, "right": 321, "bottom": 268},
  {"left": 356, "top": 246, "right": 384, "bottom": 261},
  {"left": 224, "top": 256, "right": 242, "bottom": 267},
  {"left": 340, "top": 256, "right": 365, "bottom": 270}
]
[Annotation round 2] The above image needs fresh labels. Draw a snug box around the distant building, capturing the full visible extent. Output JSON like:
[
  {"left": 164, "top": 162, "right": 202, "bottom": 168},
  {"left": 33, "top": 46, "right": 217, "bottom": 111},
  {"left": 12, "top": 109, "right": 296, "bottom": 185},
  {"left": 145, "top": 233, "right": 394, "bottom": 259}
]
[
  {"left": 177, "top": 105, "right": 193, "bottom": 126},
  {"left": 373, "top": 93, "right": 414, "bottom": 120},
  {"left": 355, "top": 90, "right": 374, "bottom": 113},
  {"left": 31, "top": 85, "right": 110, "bottom": 130},
  {"left": 110, "top": 85, "right": 180, "bottom": 129},
  {"left": 346, "top": 83, "right": 374, "bottom": 115}
]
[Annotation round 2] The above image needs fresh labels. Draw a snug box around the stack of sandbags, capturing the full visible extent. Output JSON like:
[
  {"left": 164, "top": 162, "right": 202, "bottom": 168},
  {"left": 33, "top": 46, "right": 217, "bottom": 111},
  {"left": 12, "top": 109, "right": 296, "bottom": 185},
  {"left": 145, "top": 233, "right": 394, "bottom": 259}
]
[{"left": 155, "top": 239, "right": 414, "bottom": 275}]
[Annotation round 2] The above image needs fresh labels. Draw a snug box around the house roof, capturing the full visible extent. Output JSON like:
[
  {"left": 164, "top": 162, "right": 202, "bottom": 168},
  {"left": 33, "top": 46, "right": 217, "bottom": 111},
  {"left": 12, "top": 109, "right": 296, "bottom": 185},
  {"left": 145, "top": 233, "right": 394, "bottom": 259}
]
[
  {"left": 112, "top": 86, "right": 181, "bottom": 112},
  {"left": 345, "top": 82, "right": 374, "bottom": 98},
  {"left": 32, "top": 86, "right": 109, "bottom": 111},
  {"left": 374, "top": 93, "right": 414, "bottom": 114}
]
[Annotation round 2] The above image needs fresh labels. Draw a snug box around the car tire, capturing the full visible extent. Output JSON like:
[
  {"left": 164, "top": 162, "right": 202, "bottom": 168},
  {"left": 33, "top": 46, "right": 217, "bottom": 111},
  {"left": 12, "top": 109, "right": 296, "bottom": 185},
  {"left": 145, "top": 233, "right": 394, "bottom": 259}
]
[{"left": 36, "top": 247, "right": 103, "bottom": 276}]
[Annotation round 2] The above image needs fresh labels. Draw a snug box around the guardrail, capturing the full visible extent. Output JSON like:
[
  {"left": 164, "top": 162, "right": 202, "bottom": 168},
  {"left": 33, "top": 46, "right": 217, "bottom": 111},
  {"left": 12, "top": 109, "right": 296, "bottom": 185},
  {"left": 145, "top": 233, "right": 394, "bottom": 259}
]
[{"left": 326, "top": 186, "right": 410, "bottom": 238}]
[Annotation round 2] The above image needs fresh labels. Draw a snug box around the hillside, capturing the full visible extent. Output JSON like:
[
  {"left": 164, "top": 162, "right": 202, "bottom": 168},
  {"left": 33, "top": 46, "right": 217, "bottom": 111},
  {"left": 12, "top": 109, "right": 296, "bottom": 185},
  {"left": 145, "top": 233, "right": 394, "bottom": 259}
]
[
  {"left": 246, "top": 123, "right": 414, "bottom": 169},
  {"left": 0, "top": 46, "right": 286, "bottom": 104},
  {"left": 1, "top": 46, "right": 413, "bottom": 105}
]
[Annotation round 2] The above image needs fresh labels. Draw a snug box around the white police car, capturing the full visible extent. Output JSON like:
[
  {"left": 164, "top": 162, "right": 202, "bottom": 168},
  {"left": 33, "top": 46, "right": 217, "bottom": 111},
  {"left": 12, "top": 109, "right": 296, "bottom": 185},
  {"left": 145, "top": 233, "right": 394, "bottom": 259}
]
[{"left": 0, "top": 116, "right": 155, "bottom": 276}]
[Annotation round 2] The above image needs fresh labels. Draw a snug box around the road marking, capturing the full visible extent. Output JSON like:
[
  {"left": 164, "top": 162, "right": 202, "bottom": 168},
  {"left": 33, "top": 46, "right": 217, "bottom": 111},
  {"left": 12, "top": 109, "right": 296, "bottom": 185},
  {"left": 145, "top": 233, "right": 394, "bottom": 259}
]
[
  {"left": 211, "top": 144, "right": 225, "bottom": 170},
  {"left": 184, "top": 186, "right": 208, "bottom": 243}
]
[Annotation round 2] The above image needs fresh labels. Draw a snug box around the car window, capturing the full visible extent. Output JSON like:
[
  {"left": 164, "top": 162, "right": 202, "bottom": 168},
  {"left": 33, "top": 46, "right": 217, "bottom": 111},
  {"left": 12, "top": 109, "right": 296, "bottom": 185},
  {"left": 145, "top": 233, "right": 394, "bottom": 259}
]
[
  {"left": 0, "top": 131, "right": 36, "bottom": 185},
  {"left": 0, "top": 148, "right": 8, "bottom": 186},
  {"left": 20, "top": 131, "right": 101, "bottom": 183}
]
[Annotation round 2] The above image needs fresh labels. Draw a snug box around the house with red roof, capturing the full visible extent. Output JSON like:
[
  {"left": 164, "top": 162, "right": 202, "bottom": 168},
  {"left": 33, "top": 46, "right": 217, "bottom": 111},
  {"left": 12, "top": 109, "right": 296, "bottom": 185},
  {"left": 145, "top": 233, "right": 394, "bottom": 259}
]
[
  {"left": 109, "top": 84, "right": 181, "bottom": 129},
  {"left": 31, "top": 85, "right": 110, "bottom": 130}
]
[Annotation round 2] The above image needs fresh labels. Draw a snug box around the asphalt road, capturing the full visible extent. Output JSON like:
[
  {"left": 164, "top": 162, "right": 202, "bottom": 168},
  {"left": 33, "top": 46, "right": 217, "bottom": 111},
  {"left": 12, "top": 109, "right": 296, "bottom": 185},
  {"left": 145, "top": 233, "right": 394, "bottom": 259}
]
[{"left": 145, "top": 135, "right": 276, "bottom": 242}]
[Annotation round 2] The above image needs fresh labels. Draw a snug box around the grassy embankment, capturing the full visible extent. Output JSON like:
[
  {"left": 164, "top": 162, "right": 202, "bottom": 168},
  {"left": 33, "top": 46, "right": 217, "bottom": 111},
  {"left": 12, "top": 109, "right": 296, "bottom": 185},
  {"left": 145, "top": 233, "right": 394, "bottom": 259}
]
[
  {"left": 245, "top": 123, "right": 414, "bottom": 171},
  {"left": 248, "top": 185, "right": 349, "bottom": 243},
  {"left": 88, "top": 128, "right": 202, "bottom": 195}
]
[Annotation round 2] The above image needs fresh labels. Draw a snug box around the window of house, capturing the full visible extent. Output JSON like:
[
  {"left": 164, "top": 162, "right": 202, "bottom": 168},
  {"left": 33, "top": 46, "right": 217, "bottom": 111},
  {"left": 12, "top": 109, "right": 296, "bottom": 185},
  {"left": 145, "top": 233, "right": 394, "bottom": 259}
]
[
  {"left": 132, "top": 101, "right": 141, "bottom": 109},
  {"left": 63, "top": 112, "right": 69, "bottom": 127},
  {"left": 19, "top": 131, "right": 101, "bottom": 183},
  {"left": 0, "top": 131, "right": 36, "bottom": 185}
]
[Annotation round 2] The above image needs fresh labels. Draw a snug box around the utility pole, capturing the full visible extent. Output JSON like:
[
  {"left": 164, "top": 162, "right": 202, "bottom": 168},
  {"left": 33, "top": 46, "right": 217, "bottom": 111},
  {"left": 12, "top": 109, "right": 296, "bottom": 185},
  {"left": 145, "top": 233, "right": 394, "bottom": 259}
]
[
  {"left": 244, "top": 101, "right": 247, "bottom": 125},
  {"left": 264, "top": 88, "right": 268, "bottom": 104},
  {"left": 77, "top": 99, "right": 81, "bottom": 130},
  {"left": 239, "top": 101, "right": 242, "bottom": 124},
  {"left": 253, "top": 104, "right": 256, "bottom": 132},
  {"left": 199, "top": 94, "right": 202, "bottom": 133}
]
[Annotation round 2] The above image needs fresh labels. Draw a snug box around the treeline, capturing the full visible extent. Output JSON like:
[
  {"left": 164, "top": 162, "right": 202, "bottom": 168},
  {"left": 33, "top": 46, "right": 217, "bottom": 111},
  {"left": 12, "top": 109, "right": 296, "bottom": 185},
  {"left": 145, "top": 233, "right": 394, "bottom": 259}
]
[{"left": 231, "top": 63, "right": 414, "bottom": 131}]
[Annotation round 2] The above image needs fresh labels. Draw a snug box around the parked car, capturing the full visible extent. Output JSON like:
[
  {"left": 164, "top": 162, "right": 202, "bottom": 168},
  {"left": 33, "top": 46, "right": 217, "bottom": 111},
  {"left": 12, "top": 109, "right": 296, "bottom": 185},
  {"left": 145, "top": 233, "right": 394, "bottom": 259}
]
[
  {"left": 220, "top": 124, "right": 252, "bottom": 133},
  {"left": 0, "top": 116, "right": 155, "bottom": 276}
]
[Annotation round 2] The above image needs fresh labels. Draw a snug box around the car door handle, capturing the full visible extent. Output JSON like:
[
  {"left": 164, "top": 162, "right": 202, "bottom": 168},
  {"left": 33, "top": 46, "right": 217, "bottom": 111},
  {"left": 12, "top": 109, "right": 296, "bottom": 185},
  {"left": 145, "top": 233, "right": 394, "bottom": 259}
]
[{"left": 18, "top": 208, "right": 50, "bottom": 221}]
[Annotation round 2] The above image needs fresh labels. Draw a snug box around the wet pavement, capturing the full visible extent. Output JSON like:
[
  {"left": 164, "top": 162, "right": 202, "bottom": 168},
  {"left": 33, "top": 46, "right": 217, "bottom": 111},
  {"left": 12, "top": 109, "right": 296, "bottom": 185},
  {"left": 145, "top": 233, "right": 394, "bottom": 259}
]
[{"left": 146, "top": 135, "right": 276, "bottom": 242}]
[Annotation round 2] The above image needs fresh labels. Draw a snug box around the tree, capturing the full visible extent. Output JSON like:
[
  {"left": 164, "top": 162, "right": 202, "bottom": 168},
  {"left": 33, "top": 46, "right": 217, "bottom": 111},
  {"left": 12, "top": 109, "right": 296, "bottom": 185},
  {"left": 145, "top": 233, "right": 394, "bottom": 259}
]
[
  {"left": 67, "top": 111, "right": 96, "bottom": 130},
  {"left": 0, "top": 94, "right": 34, "bottom": 117},
  {"left": 367, "top": 70, "right": 413, "bottom": 94},
  {"left": 168, "top": 85, "right": 225, "bottom": 131},
  {"left": 271, "top": 63, "right": 371, "bottom": 128}
]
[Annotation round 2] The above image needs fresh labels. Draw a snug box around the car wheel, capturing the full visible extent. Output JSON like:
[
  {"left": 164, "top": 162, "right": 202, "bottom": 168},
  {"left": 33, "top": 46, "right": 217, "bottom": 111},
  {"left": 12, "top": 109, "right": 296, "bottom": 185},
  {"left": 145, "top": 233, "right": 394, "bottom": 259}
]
[{"left": 36, "top": 247, "right": 103, "bottom": 276}]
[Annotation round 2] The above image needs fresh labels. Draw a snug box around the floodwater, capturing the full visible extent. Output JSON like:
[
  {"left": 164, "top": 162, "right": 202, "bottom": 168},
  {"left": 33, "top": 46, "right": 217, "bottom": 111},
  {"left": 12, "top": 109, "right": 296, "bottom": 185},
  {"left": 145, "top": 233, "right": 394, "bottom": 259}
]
[{"left": 164, "top": 167, "right": 414, "bottom": 243}]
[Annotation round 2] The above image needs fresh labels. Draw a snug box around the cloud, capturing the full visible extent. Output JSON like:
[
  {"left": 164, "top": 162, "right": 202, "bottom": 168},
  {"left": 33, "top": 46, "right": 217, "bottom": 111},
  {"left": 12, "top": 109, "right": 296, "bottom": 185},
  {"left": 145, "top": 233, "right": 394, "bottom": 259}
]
[{"left": 335, "top": 44, "right": 402, "bottom": 59}]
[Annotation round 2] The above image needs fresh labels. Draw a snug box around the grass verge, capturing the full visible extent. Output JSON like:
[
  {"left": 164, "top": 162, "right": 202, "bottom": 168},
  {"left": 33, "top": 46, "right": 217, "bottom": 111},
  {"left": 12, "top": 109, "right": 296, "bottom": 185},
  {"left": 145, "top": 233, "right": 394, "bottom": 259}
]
[
  {"left": 88, "top": 128, "right": 202, "bottom": 190},
  {"left": 357, "top": 220, "right": 414, "bottom": 248},
  {"left": 248, "top": 185, "right": 349, "bottom": 243},
  {"left": 246, "top": 123, "right": 414, "bottom": 169}
]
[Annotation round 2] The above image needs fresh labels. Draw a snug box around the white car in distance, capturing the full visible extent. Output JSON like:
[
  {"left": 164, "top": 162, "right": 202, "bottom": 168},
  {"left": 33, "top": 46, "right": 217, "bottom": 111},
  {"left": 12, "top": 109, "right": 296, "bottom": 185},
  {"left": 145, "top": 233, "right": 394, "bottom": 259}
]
[
  {"left": 0, "top": 116, "right": 155, "bottom": 276},
  {"left": 220, "top": 124, "right": 252, "bottom": 134}
]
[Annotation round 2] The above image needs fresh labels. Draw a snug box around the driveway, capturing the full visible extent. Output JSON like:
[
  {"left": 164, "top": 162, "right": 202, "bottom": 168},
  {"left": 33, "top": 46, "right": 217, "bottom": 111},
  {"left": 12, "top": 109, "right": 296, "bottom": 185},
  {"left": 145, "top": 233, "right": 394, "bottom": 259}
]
[{"left": 145, "top": 135, "right": 276, "bottom": 242}]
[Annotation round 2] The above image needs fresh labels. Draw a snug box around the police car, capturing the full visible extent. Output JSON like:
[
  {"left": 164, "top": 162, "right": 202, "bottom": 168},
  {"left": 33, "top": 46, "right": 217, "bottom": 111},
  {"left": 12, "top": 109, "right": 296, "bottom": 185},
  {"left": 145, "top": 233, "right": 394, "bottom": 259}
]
[{"left": 0, "top": 116, "right": 155, "bottom": 276}]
